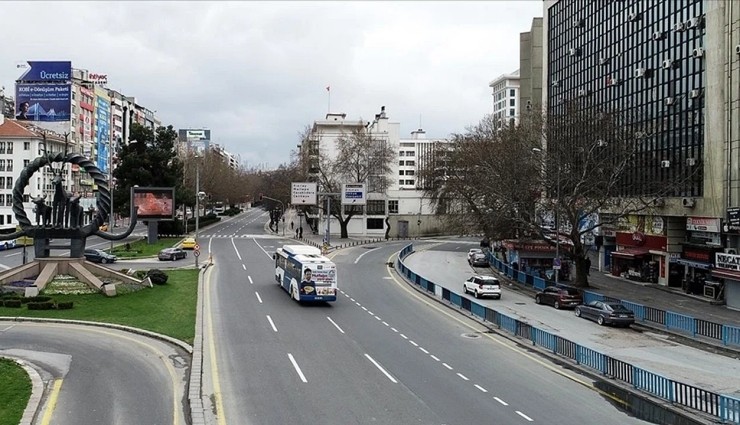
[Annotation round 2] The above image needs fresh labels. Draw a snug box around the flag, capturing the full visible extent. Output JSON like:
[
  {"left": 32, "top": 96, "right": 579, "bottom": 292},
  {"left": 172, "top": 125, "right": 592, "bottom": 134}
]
[{"left": 326, "top": 86, "right": 330, "bottom": 92}]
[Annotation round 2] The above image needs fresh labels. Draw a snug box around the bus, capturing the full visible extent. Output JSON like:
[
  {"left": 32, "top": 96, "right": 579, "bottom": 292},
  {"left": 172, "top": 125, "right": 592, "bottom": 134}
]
[
  {"left": 274, "top": 245, "right": 337, "bottom": 302},
  {"left": 214, "top": 201, "right": 225, "bottom": 214}
]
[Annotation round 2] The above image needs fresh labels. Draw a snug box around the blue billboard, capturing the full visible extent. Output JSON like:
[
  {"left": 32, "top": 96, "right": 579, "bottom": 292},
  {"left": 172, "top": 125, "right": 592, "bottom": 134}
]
[
  {"left": 96, "top": 96, "right": 111, "bottom": 173},
  {"left": 15, "top": 83, "right": 71, "bottom": 123},
  {"left": 16, "top": 61, "right": 71, "bottom": 82}
]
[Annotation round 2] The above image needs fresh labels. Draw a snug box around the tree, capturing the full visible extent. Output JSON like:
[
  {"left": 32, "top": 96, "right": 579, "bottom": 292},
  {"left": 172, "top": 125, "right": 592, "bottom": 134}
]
[
  {"left": 112, "top": 123, "right": 185, "bottom": 218},
  {"left": 314, "top": 128, "right": 396, "bottom": 238}
]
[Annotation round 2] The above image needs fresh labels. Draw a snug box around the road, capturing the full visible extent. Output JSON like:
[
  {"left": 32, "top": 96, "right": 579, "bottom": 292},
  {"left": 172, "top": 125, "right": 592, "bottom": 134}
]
[
  {"left": 0, "top": 322, "right": 189, "bottom": 425},
  {"left": 402, "top": 243, "right": 740, "bottom": 397},
  {"left": 199, "top": 210, "right": 653, "bottom": 424}
]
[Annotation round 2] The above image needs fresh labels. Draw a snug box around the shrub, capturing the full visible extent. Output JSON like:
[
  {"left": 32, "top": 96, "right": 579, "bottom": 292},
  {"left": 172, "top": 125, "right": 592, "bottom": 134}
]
[
  {"left": 3, "top": 299, "right": 21, "bottom": 308},
  {"left": 56, "top": 301, "right": 74, "bottom": 310},
  {"left": 21, "top": 296, "right": 52, "bottom": 304},
  {"left": 27, "top": 301, "right": 55, "bottom": 310},
  {"left": 146, "top": 269, "right": 169, "bottom": 285}
]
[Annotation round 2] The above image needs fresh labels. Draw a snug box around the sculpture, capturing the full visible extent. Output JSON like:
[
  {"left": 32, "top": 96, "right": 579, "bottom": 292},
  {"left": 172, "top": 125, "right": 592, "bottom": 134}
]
[
  {"left": 32, "top": 196, "right": 52, "bottom": 226},
  {"left": 51, "top": 169, "right": 68, "bottom": 227}
]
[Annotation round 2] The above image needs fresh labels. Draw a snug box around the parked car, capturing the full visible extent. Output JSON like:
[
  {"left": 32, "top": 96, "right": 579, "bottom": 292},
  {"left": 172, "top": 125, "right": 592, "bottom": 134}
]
[
  {"left": 84, "top": 248, "right": 117, "bottom": 264},
  {"left": 467, "top": 248, "right": 488, "bottom": 266},
  {"left": 463, "top": 275, "right": 502, "bottom": 299},
  {"left": 181, "top": 237, "right": 197, "bottom": 250},
  {"left": 575, "top": 300, "right": 635, "bottom": 327},
  {"left": 534, "top": 285, "right": 583, "bottom": 309},
  {"left": 158, "top": 247, "right": 187, "bottom": 261}
]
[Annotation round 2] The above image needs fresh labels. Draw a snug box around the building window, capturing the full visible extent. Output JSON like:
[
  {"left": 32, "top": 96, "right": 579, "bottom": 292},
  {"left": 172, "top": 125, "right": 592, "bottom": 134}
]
[
  {"left": 399, "top": 160, "right": 404, "bottom": 166},
  {"left": 366, "top": 200, "right": 386, "bottom": 215},
  {"left": 509, "top": 109, "right": 515, "bottom": 117},
  {"left": 6, "top": 177, "right": 11, "bottom": 189},
  {"left": 0, "top": 178, "right": 4, "bottom": 189},
  {"left": 5, "top": 215, "right": 10, "bottom": 225},
  {"left": 399, "top": 170, "right": 405, "bottom": 176},
  {"left": 0, "top": 142, "right": 5, "bottom": 154},
  {"left": 388, "top": 200, "right": 399, "bottom": 214},
  {"left": 23, "top": 142, "right": 30, "bottom": 151},
  {"left": 343, "top": 204, "right": 362, "bottom": 215},
  {"left": 399, "top": 151, "right": 405, "bottom": 157},
  {"left": 23, "top": 160, "right": 30, "bottom": 168},
  {"left": 3, "top": 195, "right": 10, "bottom": 206},
  {"left": 510, "top": 99, "right": 516, "bottom": 107},
  {"left": 406, "top": 160, "right": 415, "bottom": 166},
  {"left": 23, "top": 194, "right": 30, "bottom": 203},
  {"left": 405, "top": 179, "right": 415, "bottom": 185},
  {"left": 405, "top": 170, "right": 415, "bottom": 176},
  {"left": 6, "top": 161, "right": 12, "bottom": 172},
  {"left": 367, "top": 218, "right": 384, "bottom": 230},
  {"left": 510, "top": 89, "right": 516, "bottom": 97},
  {"left": 0, "top": 160, "right": 5, "bottom": 172},
  {"left": 6, "top": 142, "right": 12, "bottom": 154},
  {"left": 406, "top": 151, "right": 415, "bottom": 157},
  {"left": 399, "top": 179, "right": 405, "bottom": 185},
  {"left": 0, "top": 214, "right": 4, "bottom": 224}
]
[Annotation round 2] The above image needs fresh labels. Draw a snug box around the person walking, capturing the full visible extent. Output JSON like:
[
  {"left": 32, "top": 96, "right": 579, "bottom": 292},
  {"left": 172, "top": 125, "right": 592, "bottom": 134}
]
[
  {"left": 298, "top": 226, "right": 303, "bottom": 238},
  {"left": 290, "top": 221, "right": 294, "bottom": 230}
]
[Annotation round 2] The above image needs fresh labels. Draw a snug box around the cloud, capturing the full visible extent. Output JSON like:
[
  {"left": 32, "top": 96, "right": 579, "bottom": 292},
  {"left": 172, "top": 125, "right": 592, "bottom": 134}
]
[{"left": 1, "top": 1, "right": 543, "bottom": 169}]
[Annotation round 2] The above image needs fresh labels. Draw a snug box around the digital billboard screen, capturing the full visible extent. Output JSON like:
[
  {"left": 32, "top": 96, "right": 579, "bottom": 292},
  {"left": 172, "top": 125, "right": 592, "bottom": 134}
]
[{"left": 131, "top": 187, "right": 175, "bottom": 220}]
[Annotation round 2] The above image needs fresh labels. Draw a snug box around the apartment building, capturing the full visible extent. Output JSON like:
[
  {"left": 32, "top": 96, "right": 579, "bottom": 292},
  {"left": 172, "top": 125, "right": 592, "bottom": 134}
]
[
  {"left": 543, "top": 0, "right": 740, "bottom": 308},
  {"left": 488, "top": 70, "right": 521, "bottom": 127}
]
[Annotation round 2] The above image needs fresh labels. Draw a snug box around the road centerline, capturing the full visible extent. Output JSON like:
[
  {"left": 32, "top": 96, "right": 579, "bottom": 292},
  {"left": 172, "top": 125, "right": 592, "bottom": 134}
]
[{"left": 364, "top": 353, "right": 398, "bottom": 383}]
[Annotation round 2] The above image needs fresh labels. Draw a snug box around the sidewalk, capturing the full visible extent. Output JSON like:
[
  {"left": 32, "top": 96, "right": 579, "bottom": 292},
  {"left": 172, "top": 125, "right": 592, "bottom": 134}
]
[{"left": 280, "top": 209, "right": 392, "bottom": 251}]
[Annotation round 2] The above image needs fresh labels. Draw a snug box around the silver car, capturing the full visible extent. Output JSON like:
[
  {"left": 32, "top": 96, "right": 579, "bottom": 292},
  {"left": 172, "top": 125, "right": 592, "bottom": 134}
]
[{"left": 575, "top": 301, "right": 635, "bottom": 327}]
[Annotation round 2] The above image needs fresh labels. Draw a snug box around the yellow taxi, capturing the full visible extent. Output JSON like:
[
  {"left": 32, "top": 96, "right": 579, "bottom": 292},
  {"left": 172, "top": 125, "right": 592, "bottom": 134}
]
[
  {"left": 181, "top": 237, "right": 197, "bottom": 250},
  {"left": 100, "top": 223, "right": 109, "bottom": 232}
]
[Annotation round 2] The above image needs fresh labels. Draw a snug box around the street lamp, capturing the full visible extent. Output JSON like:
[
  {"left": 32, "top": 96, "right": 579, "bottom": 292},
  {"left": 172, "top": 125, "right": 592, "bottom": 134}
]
[{"left": 195, "top": 159, "right": 203, "bottom": 268}]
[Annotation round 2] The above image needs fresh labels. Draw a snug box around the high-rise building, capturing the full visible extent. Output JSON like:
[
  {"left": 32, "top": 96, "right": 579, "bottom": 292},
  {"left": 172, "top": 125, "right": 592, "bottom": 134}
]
[
  {"left": 489, "top": 70, "right": 520, "bottom": 127},
  {"left": 519, "top": 17, "right": 544, "bottom": 111}
]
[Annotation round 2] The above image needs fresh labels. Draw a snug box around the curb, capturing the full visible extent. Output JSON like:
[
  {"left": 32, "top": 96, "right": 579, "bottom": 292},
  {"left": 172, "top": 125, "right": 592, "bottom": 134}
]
[{"left": 0, "top": 355, "right": 45, "bottom": 425}]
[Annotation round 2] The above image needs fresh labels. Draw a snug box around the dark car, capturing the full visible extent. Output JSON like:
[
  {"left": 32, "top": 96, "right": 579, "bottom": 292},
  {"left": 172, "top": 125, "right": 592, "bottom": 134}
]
[
  {"left": 534, "top": 285, "right": 583, "bottom": 309},
  {"left": 84, "top": 248, "right": 117, "bottom": 264},
  {"left": 158, "top": 247, "right": 187, "bottom": 261},
  {"left": 575, "top": 300, "right": 635, "bottom": 327}
]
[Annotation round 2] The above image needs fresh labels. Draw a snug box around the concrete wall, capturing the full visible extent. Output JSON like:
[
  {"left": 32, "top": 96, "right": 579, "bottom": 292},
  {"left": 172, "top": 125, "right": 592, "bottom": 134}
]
[{"left": 519, "top": 17, "right": 543, "bottom": 110}]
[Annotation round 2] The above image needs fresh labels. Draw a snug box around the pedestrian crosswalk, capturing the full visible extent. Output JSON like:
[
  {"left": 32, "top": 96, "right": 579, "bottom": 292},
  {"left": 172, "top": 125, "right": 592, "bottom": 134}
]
[{"left": 197, "top": 234, "right": 287, "bottom": 239}]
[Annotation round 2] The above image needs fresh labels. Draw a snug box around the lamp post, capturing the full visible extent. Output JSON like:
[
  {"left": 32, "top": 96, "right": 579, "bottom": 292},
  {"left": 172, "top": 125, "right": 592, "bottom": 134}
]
[{"left": 195, "top": 160, "right": 201, "bottom": 268}]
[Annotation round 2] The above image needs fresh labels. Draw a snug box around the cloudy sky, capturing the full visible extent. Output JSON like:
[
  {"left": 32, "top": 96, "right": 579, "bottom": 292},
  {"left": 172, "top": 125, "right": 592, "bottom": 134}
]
[{"left": 1, "top": 1, "right": 542, "bottom": 169}]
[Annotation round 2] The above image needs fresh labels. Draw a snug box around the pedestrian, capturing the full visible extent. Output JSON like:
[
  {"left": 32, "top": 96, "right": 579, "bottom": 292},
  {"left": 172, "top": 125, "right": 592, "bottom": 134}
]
[
  {"left": 295, "top": 228, "right": 299, "bottom": 238},
  {"left": 585, "top": 257, "right": 592, "bottom": 276},
  {"left": 298, "top": 226, "right": 303, "bottom": 238},
  {"left": 290, "top": 221, "right": 294, "bottom": 230}
]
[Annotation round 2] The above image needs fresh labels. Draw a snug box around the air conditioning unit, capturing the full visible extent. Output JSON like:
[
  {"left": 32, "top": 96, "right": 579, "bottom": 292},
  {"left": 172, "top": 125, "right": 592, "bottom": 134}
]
[
  {"left": 599, "top": 57, "right": 610, "bottom": 65},
  {"left": 690, "top": 89, "right": 702, "bottom": 98},
  {"left": 724, "top": 248, "right": 738, "bottom": 255},
  {"left": 682, "top": 197, "right": 696, "bottom": 208},
  {"left": 687, "top": 157, "right": 698, "bottom": 166},
  {"left": 692, "top": 47, "right": 705, "bottom": 58},
  {"left": 736, "top": 45, "right": 740, "bottom": 55},
  {"left": 552, "top": 80, "right": 560, "bottom": 87},
  {"left": 674, "top": 22, "right": 686, "bottom": 32},
  {"left": 665, "top": 97, "right": 675, "bottom": 106},
  {"left": 628, "top": 11, "right": 640, "bottom": 22},
  {"left": 687, "top": 16, "right": 702, "bottom": 29},
  {"left": 578, "top": 88, "right": 590, "bottom": 97},
  {"left": 662, "top": 59, "right": 674, "bottom": 69},
  {"left": 609, "top": 77, "right": 622, "bottom": 86},
  {"left": 596, "top": 139, "right": 608, "bottom": 147},
  {"left": 569, "top": 47, "right": 581, "bottom": 56},
  {"left": 652, "top": 31, "right": 665, "bottom": 41},
  {"left": 635, "top": 67, "right": 647, "bottom": 78},
  {"left": 660, "top": 160, "right": 671, "bottom": 168},
  {"left": 573, "top": 18, "right": 584, "bottom": 28},
  {"left": 653, "top": 198, "right": 665, "bottom": 207}
]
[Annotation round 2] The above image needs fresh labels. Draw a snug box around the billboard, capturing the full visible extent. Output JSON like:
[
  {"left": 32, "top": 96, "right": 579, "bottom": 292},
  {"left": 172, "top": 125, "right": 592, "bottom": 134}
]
[
  {"left": 178, "top": 128, "right": 211, "bottom": 154},
  {"left": 16, "top": 61, "right": 71, "bottom": 82},
  {"left": 291, "top": 182, "right": 317, "bottom": 205},
  {"left": 96, "top": 96, "right": 111, "bottom": 173},
  {"left": 131, "top": 187, "right": 175, "bottom": 220},
  {"left": 15, "top": 83, "right": 71, "bottom": 133},
  {"left": 341, "top": 183, "right": 366, "bottom": 205}
]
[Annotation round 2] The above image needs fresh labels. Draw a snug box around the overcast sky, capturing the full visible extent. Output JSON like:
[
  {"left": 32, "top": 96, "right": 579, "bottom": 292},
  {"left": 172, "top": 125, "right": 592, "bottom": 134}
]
[{"left": 1, "top": 1, "right": 542, "bottom": 169}]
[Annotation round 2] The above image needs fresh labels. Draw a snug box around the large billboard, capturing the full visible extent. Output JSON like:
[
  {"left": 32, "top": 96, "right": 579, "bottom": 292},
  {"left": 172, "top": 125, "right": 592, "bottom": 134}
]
[
  {"left": 16, "top": 61, "right": 71, "bottom": 82},
  {"left": 96, "top": 96, "right": 111, "bottom": 173},
  {"left": 15, "top": 83, "right": 71, "bottom": 133},
  {"left": 132, "top": 187, "right": 175, "bottom": 221},
  {"left": 179, "top": 128, "right": 211, "bottom": 154}
]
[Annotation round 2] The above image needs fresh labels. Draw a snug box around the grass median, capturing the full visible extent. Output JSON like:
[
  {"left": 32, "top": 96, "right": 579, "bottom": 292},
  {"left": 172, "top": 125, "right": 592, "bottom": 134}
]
[
  {"left": 0, "top": 358, "right": 31, "bottom": 425},
  {"left": 109, "top": 237, "right": 183, "bottom": 258}
]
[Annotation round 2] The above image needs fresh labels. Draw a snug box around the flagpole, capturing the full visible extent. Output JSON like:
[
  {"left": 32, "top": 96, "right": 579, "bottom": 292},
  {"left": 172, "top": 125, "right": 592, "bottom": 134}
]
[{"left": 327, "top": 86, "right": 331, "bottom": 113}]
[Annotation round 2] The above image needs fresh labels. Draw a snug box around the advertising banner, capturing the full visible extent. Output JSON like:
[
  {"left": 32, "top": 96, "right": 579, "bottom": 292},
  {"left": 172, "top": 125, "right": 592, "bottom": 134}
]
[
  {"left": 16, "top": 61, "right": 71, "bottom": 82},
  {"left": 291, "top": 182, "right": 317, "bottom": 205},
  {"left": 686, "top": 217, "right": 721, "bottom": 233},
  {"left": 341, "top": 183, "right": 366, "bottom": 205},
  {"left": 716, "top": 252, "right": 740, "bottom": 271},
  {"left": 15, "top": 83, "right": 71, "bottom": 133},
  {"left": 131, "top": 187, "right": 175, "bottom": 220},
  {"left": 96, "top": 96, "right": 111, "bottom": 173}
]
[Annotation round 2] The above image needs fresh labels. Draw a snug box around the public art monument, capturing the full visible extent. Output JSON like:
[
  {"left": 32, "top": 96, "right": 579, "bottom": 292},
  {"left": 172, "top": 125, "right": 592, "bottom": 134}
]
[{"left": 0, "top": 150, "right": 143, "bottom": 296}]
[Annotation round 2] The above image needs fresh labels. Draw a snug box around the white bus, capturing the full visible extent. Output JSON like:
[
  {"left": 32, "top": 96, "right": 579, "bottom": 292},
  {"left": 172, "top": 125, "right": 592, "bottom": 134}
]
[{"left": 274, "top": 245, "right": 338, "bottom": 302}]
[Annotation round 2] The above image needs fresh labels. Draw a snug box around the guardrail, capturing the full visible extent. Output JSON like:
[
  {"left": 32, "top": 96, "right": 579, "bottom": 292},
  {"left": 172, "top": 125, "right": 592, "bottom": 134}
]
[
  {"left": 398, "top": 244, "right": 740, "bottom": 424},
  {"left": 485, "top": 252, "right": 740, "bottom": 348}
]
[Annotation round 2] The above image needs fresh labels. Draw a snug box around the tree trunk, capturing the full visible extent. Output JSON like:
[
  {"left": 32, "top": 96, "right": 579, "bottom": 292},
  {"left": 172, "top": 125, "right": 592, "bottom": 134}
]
[{"left": 572, "top": 255, "right": 591, "bottom": 288}]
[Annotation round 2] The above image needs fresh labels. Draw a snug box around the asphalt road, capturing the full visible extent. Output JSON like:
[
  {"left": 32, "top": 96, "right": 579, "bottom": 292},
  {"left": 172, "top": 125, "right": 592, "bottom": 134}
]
[
  {"left": 0, "top": 322, "right": 189, "bottom": 425},
  {"left": 200, "top": 211, "right": 653, "bottom": 425},
  {"left": 403, "top": 242, "right": 740, "bottom": 397}
]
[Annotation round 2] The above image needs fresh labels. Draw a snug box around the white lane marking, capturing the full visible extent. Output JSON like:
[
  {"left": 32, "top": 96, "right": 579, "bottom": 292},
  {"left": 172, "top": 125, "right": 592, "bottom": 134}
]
[
  {"left": 361, "top": 306, "right": 368, "bottom": 311},
  {"left": 375, "top": 316, "right": 381, "bottom": 321},
  {"left": 456, "top": 373, "right": 469, "bottom": 381},
  {"left": 248, "top": 276, "right": 253, "bottom": 284},
  {"left": 409, "top": 340, "right": 419, "bottom": 347},
  {"left": 327, "top": 316, "right": 345, "bottom": 334},
  {"left": 255, "top": 292, "right": 263, "bottom": 304},
  {"left": 430, "top": 355, "right": 440, "bottom": 361},
  {"left": 252, "top": 238, "right": 274, "bottom": 260},
  {"left": 419, "top": 347, "right": 429, "bottom": 354},
  {"left": 382, "top": 321, "right": 389, "bottom": 327},
  {"left": 288, "top": 353, "right": 308, "bottom": 383},
  {"left": 390, "top": 327, "right": 398, "bottom": 333},
  {"left": 344, "top": 293, "right": 350, "bottom": 297},
  {"left": 231, "top": 238, "right": 242, "bottom": 261},
  {"left": 475, "top": 384, "right": 488, "bottom": 393},
  {"left": 266, "top": 315, "right": 278, "bottom": 332},
  {"left": 364, "top": 354, "right": 397, "bottom": 383},
  {"left": 242, "top": 264, "right": 246, "bottom": 270},
  {"left": 494, "top": 397, "right": 508, "bottom": 406},
  {"left": 350, "top": 298, "right": 355, "bottom": 302},
  {"left": 400, "top": 334, "right": 408, "bottom": 340},
  {"left": 516, "top": 411, "right": 533, "bottom": 422},
  {"left": 354, "top": 247, "right": 378, "bottom": 264},
  {"left": 442, "top": 363, "right": 453, "bottom": 370},
  {"left": 367, "top": 311, "right": 374, "bottom": 315}
]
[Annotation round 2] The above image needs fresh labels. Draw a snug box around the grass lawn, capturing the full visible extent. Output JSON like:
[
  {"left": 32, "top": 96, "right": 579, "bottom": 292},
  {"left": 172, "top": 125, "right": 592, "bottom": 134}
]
[
  {"left": 110, "top": 237, "right": 183, "bottom": 259},
  {"left": 0, "top": 358, "right": 31, "bottom": 425},
  {"left": 0, "top": 269, "right": 198, "bottom": 344}
]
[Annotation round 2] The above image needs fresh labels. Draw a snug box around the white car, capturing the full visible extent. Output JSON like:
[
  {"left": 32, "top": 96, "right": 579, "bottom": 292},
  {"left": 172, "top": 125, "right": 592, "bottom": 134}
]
[
  {"left": 463, "top": 275, "right": 502, "bottom": 299},
  {"left": 467, "top": 248, "right": 483, "bottom": 263}
]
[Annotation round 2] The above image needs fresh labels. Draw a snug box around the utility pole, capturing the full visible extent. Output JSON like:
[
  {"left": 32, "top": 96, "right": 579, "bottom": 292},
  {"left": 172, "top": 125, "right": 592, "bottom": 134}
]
[
  {"left": 317, "top": 192, "right": 340, "bottom": 245},
  {"left": 195, "top": 161, "right": 200, "bottom": 268}
]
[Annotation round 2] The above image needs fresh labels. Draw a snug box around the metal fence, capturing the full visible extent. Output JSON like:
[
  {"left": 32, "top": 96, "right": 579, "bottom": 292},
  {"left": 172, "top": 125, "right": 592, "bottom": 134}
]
[{"left": 398, "top": 244, "right": 740, "bottom": 424}]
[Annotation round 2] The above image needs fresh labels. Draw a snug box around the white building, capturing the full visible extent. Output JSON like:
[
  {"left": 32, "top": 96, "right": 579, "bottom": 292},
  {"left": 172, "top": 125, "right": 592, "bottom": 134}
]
[{"left": 489, "top": 70, "right": 521, "bottom": 127}]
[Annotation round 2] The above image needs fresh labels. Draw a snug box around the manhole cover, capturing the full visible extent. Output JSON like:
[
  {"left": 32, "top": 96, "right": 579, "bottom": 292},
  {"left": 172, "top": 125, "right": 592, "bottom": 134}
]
[{"left": 461, "top": 333, "right": 481, "bottom": 339}]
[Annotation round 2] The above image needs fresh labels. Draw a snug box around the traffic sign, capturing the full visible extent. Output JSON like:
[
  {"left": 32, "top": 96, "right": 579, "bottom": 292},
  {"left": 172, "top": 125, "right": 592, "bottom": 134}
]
[
  {"left": 553, "top": 258, "right": 561, "bottom": 270},
  {"left": 194, "top": 250, "right": 201, "bottom": 257},
  {"left": 194, "top": 244, "right": 200, "bottom": 251}
]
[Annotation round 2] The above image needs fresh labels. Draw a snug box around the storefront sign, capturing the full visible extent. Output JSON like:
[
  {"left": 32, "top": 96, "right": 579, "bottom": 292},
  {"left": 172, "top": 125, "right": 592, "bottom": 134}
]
[
  {"left": 686, "top": 217, "right": 720, "bottom": 233},
  {"left": 502, "top": 240, "right": 556, "bottom": 252},
  {"left": 616, "top": 232, "right": 666, "bottom": 251},
  {"left": 715, "top": 252, "right": 740, "bottom": 271},
  {"left": 669, "top": 253, "right": 681, "bottom": 262},
  {"left": 631, "top": 232, "right": 646, "bottom": 246},
  {"left": 682, "top": 249, "right": 712, "bottom": 263},
  {"left": 652, "top": 217, "right": 664, "bottom": 234},
  {"left": 726, "top": 207, "right": 740, "bottom": 233}
]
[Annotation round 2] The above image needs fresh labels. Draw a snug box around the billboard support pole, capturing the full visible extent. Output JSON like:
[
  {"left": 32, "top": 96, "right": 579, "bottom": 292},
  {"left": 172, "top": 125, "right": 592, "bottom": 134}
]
[
  {"left": 195, "top": 161, "right": 200, "bottom": 269},
  {"left": 109, "top": 137, "right": 114, "bottom": 253}
]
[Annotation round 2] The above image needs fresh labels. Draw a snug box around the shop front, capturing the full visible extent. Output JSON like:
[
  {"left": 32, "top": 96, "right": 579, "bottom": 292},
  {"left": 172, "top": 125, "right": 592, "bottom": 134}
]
[
  {"left": 679, "top": 217, "right": 723, "bottom": 296},
  {"left": 500, "top": 239, "right": 568, "bottom": 281},
  {"left": 711, "top": 252, "right": 740, "bottom": 310},
  {"left": 610, "top": 231, "right": 667, "bottom": 284}
]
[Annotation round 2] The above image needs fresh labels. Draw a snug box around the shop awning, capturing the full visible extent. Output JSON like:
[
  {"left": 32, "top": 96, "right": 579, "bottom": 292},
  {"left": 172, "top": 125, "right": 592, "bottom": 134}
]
[
  {"left": 675, "top": 259, "right": 712, "bottom": 270},
  {"left": 711, "top": 268, "right": 740, "bottom": 281},
  {"left": 610, "top": 248, "right": 650, "bottom": 259}
]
